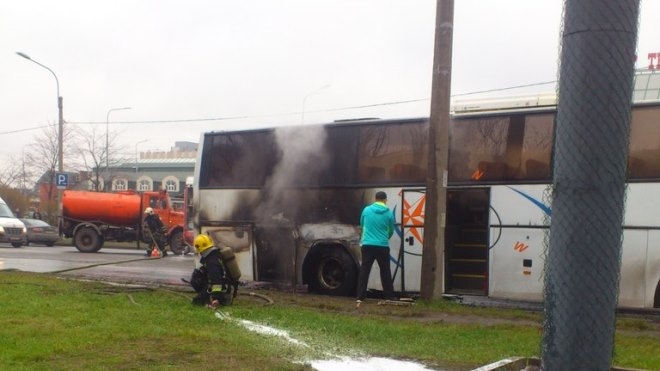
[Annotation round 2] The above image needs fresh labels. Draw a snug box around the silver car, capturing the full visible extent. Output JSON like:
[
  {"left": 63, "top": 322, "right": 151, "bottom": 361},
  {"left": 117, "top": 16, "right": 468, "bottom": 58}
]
[{"left": 21, "top": 218, "right": 59, "bottom": 247}]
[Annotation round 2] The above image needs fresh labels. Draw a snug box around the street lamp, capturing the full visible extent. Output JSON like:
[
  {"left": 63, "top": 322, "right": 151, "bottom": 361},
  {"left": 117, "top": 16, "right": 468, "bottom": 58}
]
[
  {"left": 16, "top": 52, "right": 64, "bottom": 174},
  {"left": 106, "top": 107, "right": 131, "bottom": 168},
  {"left": 135, "top": 139, "right": 149, "bottom": 175},
  {"left": 301, "top": 84, "right": 331, "bottom": 124}
]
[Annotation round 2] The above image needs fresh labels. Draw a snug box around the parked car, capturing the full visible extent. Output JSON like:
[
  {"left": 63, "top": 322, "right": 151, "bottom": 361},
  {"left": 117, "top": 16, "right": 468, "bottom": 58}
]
[
  {"left": 20, "top": 218, "right": 59, "bottom": 247},
  {"left": 0, "top": 197, "right": 26, "bottom": 247}
]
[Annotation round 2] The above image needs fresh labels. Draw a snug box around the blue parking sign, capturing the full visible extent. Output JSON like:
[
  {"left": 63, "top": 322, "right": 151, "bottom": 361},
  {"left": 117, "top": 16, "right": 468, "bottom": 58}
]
[{"left": 56, "top": 173, "right": 68, "bottom": 189}]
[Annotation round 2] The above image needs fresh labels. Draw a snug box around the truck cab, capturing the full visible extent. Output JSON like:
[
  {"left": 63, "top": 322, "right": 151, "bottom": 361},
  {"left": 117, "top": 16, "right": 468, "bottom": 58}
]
[{"left": 143, "top": 191, "right": 186, "bottom": 253}]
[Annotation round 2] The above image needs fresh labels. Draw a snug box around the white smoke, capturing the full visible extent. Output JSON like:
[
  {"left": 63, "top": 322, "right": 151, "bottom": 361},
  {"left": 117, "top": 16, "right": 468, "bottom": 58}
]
[{"left": 256, "top": 125, "right": 329, "bottom": 222}]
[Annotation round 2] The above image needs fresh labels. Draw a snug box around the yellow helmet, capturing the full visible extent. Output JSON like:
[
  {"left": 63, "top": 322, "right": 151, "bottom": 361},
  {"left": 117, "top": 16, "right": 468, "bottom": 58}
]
[
  {"left": 194, "top": 234, "right": 214, "bottom": 253},
  {"left": 144, "top": 207, "right": 154, "bottom": 215}
]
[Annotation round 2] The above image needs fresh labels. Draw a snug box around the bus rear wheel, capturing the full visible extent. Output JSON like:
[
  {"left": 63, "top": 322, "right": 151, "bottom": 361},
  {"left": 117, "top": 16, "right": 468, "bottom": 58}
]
[{"left": 308, "top": 248, "right": 357, "bottom": 297}]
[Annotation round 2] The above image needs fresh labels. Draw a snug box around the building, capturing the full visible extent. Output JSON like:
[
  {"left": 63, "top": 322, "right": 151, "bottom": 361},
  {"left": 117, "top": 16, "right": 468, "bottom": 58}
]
[
  {"left": 99, "top": 141, "right": 197, "bottom": 196},
  {"left": 34, "top": 142, "right": 197, "bottom": 213}
]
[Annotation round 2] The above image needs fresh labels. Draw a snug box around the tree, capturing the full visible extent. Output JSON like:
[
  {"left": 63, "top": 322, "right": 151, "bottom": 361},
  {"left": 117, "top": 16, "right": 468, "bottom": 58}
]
[
  {"left": 0, "top": 153, "right": 29, "bottom": 189},
  {"left": 25, "top": 122, "right": 76, "bottom": 223},
  {"left": 0, "top": 184, "right": 28, "bottom": 217},
  {"left": 75, "top": 124, "right": 128, "bottom": 191}
]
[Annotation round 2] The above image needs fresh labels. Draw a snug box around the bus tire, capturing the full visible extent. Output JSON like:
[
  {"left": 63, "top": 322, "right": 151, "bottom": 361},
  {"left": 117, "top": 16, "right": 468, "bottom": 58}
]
[
  {"left": 74, "top": 227, "right": 102, "bottom": 253},
  {"left": 654, "top": 280, "right": 660, "bottom": 309},
  {"left": 168, "top": 230, "right": 185, "bottom": 255},
  {"left": 308, "top": 248, "right": 357, "bottom": 297}
]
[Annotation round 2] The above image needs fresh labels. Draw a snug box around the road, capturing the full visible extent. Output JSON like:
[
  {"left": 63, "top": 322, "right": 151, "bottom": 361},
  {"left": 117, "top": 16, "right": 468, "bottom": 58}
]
[{"left": 0, "top": 242, "right": 195, "bottom": 288}]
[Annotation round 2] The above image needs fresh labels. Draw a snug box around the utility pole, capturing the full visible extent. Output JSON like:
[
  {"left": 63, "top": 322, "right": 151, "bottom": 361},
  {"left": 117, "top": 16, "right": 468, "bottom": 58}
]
[{"left": 420, "top": 0, "right": 454, "bottom": 299}]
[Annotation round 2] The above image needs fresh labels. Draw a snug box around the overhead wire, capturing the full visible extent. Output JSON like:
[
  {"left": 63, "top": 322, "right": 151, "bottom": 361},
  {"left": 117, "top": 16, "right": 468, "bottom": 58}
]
[{"left": 2, "top": 79, "right": 558, "bottom": 135}]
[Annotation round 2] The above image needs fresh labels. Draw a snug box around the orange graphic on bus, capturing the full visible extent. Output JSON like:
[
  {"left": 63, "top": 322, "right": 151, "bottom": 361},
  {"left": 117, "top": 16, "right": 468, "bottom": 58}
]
[
  {"left": 402, "top": 193, "right": 425, "bottom": 244},
  {"left": 513, "top": 241, "right": 528, "bottom": 252}
]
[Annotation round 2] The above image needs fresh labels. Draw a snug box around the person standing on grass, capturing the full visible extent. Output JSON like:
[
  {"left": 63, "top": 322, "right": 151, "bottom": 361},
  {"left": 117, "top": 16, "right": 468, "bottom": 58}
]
[{"left": 356, "top": 191, "right": 396, "bottom": 306}]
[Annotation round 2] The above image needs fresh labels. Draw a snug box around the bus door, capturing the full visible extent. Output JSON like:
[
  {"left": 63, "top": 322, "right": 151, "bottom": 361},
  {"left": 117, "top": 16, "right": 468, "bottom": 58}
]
[
  {"left": 254, "top": 224, "right": 297, "bottom": 286},
  {"left": 445, "top": 188, "right": 490, "bottom": 295},
  {"left": 399, "top": 188, "right": 426, "bottom": 294}
]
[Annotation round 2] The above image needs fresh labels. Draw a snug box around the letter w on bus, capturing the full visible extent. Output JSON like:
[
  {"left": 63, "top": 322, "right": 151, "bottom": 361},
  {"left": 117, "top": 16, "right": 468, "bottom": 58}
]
[{"left": 513, "top": 241, "right": 528, "bottom": 252}]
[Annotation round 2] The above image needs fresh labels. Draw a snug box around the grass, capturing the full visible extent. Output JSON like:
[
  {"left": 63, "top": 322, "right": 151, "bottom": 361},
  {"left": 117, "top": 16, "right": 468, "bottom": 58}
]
[{"left": 0, "top": 271, "right": 658, "bottom": 371}]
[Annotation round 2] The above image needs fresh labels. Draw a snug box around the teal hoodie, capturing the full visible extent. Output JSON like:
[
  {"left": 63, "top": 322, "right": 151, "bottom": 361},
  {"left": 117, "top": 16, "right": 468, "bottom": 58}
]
[{"left": 360, "top": 201, "right": 395, "bottom": 248}]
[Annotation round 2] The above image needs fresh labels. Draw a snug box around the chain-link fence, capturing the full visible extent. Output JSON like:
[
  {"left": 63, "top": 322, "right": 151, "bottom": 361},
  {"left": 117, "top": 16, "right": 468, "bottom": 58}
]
[{"left": 541, "top": 1, "right": 640, "bottom": 369}]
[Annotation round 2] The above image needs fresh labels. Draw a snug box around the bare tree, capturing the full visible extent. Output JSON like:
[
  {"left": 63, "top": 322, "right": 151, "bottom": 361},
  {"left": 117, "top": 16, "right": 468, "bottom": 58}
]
[
  {"left": 25, "top": 122, "right": 76, "bottom": 222},
  {"left": 75, "top": 124, "right": 127, "bottom": 191},
  {"left": 0, "top": 154, "right": 27, "bottom": 189}
]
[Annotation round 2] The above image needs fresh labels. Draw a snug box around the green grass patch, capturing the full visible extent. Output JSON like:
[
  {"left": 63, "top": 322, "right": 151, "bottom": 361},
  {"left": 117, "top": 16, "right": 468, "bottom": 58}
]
[{"left": 0, "top": 271, "right": 657, "bottom": 370}]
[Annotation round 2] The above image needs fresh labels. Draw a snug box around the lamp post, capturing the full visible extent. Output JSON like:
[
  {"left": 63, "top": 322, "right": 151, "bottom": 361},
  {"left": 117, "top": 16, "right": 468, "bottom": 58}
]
[
  {"left": 16, "top": 52, "right": 63, "bottom": 175},
  {"left": 135, "top": 139, "right": 148, "bottom": 176},
  {"left": 301, "top": 84, "right": 331, "bottom": 124},
  {"left": 106, "top": 107, "right": 131, "bottom": 168}
]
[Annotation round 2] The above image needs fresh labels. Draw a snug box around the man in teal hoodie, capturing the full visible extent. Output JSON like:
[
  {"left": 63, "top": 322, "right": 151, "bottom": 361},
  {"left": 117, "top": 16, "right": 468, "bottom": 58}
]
[{"left": 356, "top": 191, "right": 396, "bottom": 306}]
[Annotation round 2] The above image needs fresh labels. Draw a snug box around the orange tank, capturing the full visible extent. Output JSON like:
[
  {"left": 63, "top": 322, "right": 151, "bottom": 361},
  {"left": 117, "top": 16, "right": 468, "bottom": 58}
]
[{"left": 62, "top": 190, "right": 144, "bottom": 227}]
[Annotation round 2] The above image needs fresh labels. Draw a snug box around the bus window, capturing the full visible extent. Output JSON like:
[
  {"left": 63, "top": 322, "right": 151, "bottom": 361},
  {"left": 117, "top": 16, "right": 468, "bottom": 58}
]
[
  {"left": 628, "top": 105, "right": 660, "bottom": 180},
  {"left": 201, "top": 130, "right": 278, "bottom": 187},
  {"left": 357, "top": 121, "right": 427, "bottom": 184},
  {"left": 449, "top": 112, "right": 553, "bottom": 183}
]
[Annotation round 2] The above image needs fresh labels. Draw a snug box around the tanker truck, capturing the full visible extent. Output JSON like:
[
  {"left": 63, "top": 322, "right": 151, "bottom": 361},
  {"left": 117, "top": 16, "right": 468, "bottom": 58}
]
[{"left": 60, "top": 189, "right": 185, "bottom": 254}]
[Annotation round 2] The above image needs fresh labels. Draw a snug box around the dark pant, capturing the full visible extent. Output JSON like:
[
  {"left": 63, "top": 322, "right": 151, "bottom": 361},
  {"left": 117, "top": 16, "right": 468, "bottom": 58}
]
[{"left": 356, "top": 245, "right": 395, "bottom": 301}]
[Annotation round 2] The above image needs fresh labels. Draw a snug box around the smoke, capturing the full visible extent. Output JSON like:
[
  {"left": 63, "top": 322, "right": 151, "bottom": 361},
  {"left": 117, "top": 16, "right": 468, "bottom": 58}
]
[{"left": 255, "top": 125, "right": 329, "bottom": 223}]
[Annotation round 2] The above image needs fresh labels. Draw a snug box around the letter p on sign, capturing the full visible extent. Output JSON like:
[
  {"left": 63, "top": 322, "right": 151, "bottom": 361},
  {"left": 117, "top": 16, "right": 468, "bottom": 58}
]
[{"left": 56, "top": 173, "right": 68, "bottom": 189}]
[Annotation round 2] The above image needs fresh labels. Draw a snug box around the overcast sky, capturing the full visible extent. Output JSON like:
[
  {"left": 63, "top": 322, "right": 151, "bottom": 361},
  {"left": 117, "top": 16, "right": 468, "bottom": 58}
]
[{"left": 1, "top": 1, "right": 658, "bottom": 171}]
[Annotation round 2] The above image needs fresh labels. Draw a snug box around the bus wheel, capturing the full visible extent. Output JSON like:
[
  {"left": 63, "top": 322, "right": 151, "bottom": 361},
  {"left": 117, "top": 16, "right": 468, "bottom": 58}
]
[
  {"left": 308, "top": 248, "right": 357, "bottom": 297},
  {"left": 654, "top": 280, "right": 660, "bottom": 309},
  {"left": 74, "top": 227, "right": 102, "bottom": 253},
  {"left": 168, "top": 231, "right": 185, "bottom": 255}
]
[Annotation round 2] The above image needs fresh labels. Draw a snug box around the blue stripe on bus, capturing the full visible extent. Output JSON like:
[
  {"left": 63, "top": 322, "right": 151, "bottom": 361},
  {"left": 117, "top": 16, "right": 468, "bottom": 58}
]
[{"left": 507, "top": 186, "right": 552, "bottom": 217}]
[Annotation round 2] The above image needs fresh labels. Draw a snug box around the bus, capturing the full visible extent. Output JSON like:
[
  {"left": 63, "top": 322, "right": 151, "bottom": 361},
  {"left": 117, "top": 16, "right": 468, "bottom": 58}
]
[{"left": 193, "top": 96, "right": 660, "bottom": 309}]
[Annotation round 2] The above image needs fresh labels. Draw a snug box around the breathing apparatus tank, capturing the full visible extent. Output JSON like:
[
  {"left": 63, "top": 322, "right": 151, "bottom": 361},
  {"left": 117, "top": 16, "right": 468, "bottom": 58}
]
[{"left": 219, "top": 245, "right": 241, "bottom": 282}]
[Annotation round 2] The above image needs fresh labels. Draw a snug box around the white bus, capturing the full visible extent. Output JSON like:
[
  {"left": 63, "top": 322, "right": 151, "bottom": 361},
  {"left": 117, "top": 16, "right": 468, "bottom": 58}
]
[{"left": 193, "top": 97, "right": 660, "bottom": 309}]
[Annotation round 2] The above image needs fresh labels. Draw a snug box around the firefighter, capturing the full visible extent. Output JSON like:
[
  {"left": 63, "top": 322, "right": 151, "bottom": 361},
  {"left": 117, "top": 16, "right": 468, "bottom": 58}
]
[
  {"left": 190, "top": 234, "right": 232, "bottom": 308},
  {"left": 143, "top": 207, "right": 168, "bottom": 257}
]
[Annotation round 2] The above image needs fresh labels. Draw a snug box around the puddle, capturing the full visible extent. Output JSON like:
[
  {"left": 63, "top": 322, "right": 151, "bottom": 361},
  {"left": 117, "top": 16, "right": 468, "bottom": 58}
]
[
  {"left": 1, "top": 258, "right": 73, "bottom": 272},
  {"left": 310, "top": 356, "right": 438, "bottom": 370},
  {"left": 214, "top": 310, "right": 440, "bottom": 371}
]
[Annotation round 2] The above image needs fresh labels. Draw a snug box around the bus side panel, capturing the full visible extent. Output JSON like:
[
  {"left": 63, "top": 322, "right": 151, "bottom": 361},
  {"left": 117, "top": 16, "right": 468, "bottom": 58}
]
[
  {"left": 647, "top": 231, "right": 660, "bottom": 308},
  {"left": 488, "top": 185, "right": 548, "bottom": 301},
  {"left": 488, "top": 227, "right": 545, "bottom": 302},
  {"left": 623, "top": 183, "right": 660, "bottom": 226},
  {"left": 619, "top": 230, "right": 649, "bottom": 308},
  {"left": 490, "top": 185, "right": 550, "bottom": 226},
  {"left": 198, "top": 189, "right": 262, "bottom": 221}
]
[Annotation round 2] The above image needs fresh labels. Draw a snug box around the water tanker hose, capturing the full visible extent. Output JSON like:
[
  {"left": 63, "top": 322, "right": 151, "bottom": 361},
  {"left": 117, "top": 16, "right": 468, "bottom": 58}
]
[
  {"left": 48, "top": 255, "right": 165, "bottom": 274},
  {"left": 44, "top": 257, "right": 275, "bottom": 305}
]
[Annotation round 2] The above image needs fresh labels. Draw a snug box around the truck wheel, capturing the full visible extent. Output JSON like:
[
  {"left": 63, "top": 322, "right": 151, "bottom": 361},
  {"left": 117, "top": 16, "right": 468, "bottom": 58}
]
[
  {"left": 74, "top": 227, "right": 102, "bottom": 253},
  {"left": 11, "top": 242, "right": 22, "bottom": 248},
  {"left": 307, "top": 248, "right": 357, "bottom": 297},
  {"left": 168, "top": 231, "right": 185, "bottom": 255}
]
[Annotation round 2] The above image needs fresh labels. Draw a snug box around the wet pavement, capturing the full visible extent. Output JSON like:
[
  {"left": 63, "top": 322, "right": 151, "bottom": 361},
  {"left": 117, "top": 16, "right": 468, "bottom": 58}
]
[{"left": 0, "top": 243, "right": 195, "bottom": 287}]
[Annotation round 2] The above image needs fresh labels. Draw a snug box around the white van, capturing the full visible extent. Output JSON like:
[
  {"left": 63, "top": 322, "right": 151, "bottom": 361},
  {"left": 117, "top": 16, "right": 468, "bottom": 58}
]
[{"left": 0, "top": 197, "right": 27, "bottom": 247}]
